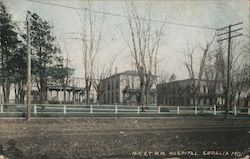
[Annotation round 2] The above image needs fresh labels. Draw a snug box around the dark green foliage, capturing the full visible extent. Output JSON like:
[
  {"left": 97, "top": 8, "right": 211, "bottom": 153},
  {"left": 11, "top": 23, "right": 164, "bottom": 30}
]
[
  {"left": 47, "top": 65, "right": 74, "bottom": 83},
  {"left": 0, "top": 2, "right": 73, "bottom": 104},
  {"left": 27, "top": 13, "right": 73, "bottom": 103},
  {"left": 0, "top": 2, "right": 19, "bottom": 103}
]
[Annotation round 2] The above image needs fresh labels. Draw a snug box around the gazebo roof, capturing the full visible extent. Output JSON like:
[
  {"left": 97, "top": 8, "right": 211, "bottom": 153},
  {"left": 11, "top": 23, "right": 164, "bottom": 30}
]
[{"left": 46, "top": 85, "right": 85, "bottom": 92}]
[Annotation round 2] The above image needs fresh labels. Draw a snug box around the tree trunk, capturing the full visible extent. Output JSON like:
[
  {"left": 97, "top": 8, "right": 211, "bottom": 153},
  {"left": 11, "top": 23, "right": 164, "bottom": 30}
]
[
  {"left": 192, "top": 93, "right": 198, "bottom": 106},
  {"left": 72, "top": 91, "right": 75, "bottom": 103},
  {"left": 140, "top": 82, "right": 146, "bottom": 111},
  {"left": 145, "top": 88, "right": 150, "bottom": 106},
  {"left": 2, "top": 83, "right": 6, "bottom": 103},
  {"left": 85, "top": 79, "right": 90, "bottom": 105},
  {"left": 20, "top": 82, "right": 25, "bottom": 104},
  {"left": 14, "top": 83, "right": 18, "bottom": 104},
  {"left": 63, "top": 87, "right": 66, "bottom": 103},
  {"left": 237, "top": 92, "right": 241, "bottom": 107},
  {"left": 39, "top": 78, "right": 47, "bottom": 107},
  {"left": 4, "top": 83, "right": 10, "bottom": 104}
]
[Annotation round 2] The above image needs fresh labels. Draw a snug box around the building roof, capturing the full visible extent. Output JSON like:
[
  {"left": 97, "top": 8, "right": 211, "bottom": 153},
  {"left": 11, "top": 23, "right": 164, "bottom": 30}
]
[
  {"left": 157, "top": 78, "right": 218, "bottom": 87},
  {"left": 101, "top": 70, "right": 138, "bottom": 80},
  {"left": 114, "top": 70, "right": 138, "bottom": 77},
  {"left": 102, "top": 70, "right": 158, "bottom": 81}
]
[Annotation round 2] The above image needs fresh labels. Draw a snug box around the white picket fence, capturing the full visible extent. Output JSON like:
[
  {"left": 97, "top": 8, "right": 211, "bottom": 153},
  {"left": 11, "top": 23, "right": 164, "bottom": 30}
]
[{"left": 0, "top": 103, "right": 249, "bottom": 116}]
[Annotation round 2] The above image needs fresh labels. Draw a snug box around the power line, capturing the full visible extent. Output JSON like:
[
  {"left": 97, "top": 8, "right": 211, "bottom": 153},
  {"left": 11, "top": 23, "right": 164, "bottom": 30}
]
[{"left": 26, "top": 0, "right": 217, "bottom": 30}]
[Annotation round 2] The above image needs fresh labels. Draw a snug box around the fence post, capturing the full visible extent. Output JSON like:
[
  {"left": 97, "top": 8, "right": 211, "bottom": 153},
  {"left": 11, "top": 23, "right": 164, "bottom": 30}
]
[
  {"left": 195, "top": 106, "right": 197, "bottom": 115},
  {"left": 177, "top": 106, "right": 180, "bottom": 115},
  {"left": 115, "top": 105, "right": 118, "bottom": 114},
  {"left": 158, "top": 106, "right": 160, "bottom": 114},
  {"left": 137, "top": 106, "right": 140, "bottom": 114},
  {"left": 0, "top": 104, "right": 3, "bottom": 113},
  {"left": 90, "top": 105, "right": 93, "bottom": 114},
  {"left": 234, "top": 105, "right": 237, "bottom": 116},
  {"left": 213, "top": 105, "right": 216, "bottom": 116},
  {"left": 34, "top": 105, "right": 37, "bottom": 114},
  {"left": 63, "top": 105, "right": 66, "bottom": 114}
]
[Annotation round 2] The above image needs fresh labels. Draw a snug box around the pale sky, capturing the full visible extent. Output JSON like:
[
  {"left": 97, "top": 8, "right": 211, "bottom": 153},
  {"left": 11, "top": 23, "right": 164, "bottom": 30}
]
[{"left": 4, "top": 0, "right": 250, "bottom": 80}]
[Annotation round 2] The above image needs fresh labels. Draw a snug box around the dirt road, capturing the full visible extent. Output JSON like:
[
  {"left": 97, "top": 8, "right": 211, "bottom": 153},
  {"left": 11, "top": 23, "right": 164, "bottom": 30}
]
[{"left": 0, "top": 118, "right": 249, "bottom": 159}]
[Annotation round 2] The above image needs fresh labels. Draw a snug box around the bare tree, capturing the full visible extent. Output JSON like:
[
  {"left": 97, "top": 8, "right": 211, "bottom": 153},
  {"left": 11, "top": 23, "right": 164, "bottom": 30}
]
[
  {"left": 155, "top": 69, "right": 169, "bottom": 84},
  {"left": 205, "top": 39, "right": 247, "bottom": 112},
  {"left": 78, "top": 2, "right": 104, "bottom": 104},
  {"left": 121, "top": 3, "right": 166, "bottom": 109},
  {"left": 92, "top": 55, "right": 117, "bottom": 104},
  {"left": 226, "top": 40, "right": 244, "bottom": 109},
  {"left": 229, "top": 38, "right": 250, "bottom": 108},
  {"left": 243, "top": 33, "right": 250, "bottom": 107},
  {"left": 203, "top": 44, "right": 224, "bottom": 106},
  {"left": 232, "top": 64, "right": 248, "bottom": 107},
  {"left": 184, "top": 37, "right": 214, "bottom": 106}
]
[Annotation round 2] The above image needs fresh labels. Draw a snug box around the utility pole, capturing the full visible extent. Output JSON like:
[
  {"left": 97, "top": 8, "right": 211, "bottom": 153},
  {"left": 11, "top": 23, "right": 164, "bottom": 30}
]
[
  {"left": 63, "top": 46, "right": 70, "bottom": 103},
  {"left": 26, "top": 11, "right": 32, "bottom": 120},
  {"left": 217, "top": 22, "right": 243, "bottom": 118}
]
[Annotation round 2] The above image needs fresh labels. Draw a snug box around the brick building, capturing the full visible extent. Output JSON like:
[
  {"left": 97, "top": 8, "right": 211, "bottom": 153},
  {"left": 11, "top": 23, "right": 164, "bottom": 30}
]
[
  {"left": 99, "top": 70, "right": 157, "bottom": 105},
  {"left": 157, "top": 79, "right": 224, "bottom": 107}
]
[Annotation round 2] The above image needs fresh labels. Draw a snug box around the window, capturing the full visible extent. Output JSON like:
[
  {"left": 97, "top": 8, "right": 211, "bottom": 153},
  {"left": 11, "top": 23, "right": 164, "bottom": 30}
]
[
  {"left": 107, "top": 81, "right": 110, "bottom": 90},
  {"left": 116, "top": 92, "right": 119, "bottom": 103},
  {"left": 111, "top": 92, "right": 114, "bottom": 104},
  {"left": 164, "top": 96, "right": 167, "bottom": 105},
  {"left": 131, "top": 77, "right": 134, "bottom": 89},
  {"left": 116, "top": 78, "right": 119, "bottom": 89},
  {"left": 199, "top": 98, "right": 203, "bottom": 105}
]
